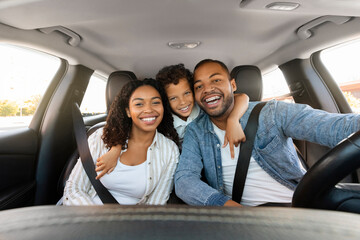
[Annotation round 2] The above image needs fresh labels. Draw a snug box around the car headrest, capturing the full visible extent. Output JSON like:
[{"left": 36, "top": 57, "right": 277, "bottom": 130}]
[
  {"left": 106, "top": 71, "right": 137, "bottom": 110},
  {"left": 230, "top": 65, "right": 263, "bottom": 101}
]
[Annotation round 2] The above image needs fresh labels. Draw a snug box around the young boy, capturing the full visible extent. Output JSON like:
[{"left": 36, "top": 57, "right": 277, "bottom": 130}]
[{"left": 95, "top": 64, "right": 249, "bottom": 179}]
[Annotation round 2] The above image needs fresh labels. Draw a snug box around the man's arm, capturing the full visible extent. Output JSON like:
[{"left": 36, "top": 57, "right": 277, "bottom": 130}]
[
  {"left": 224, "top": 199, "right": 242, "bottom": 206},
  {"left": 274, "top": 101, "right": 360, "bottom": 147},
  {"left": 174, "top": 126, "right": 231, "bottom": 206}
]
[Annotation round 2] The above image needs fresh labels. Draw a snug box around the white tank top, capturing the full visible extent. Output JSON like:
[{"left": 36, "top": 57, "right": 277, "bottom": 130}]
[
  {"left": 93, "top": 156, "right": 147, "bottom": 205},
  {"left": 213, "top": 123, "right": 293, "bottom": 206}
]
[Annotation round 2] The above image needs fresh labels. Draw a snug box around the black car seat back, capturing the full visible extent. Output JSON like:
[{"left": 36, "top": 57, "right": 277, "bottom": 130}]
[
  {"left": 231, "top": 65, "right": 263, "bottom": 101},
  {"left": 106, "top": 71, "right": 137, "bottom": 111}
]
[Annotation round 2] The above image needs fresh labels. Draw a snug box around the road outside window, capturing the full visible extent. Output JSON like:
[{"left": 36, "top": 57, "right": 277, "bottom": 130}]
[
  {"left": 321, "top": 39, "right": 360, "bottom": 113},
  {"left": 80, "top": 74, "right": 106, "bottom": 116},
  {"left": 0, "top": 44, "right": 60, "bottom": 132},
  {"left": 262, "top": 68, "right": 293, "bottom": 102}
]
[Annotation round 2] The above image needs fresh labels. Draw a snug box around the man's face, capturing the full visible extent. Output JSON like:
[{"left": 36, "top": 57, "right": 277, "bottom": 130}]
[{"left": 193, "top": 62, "right": 237, "bottom": 118}]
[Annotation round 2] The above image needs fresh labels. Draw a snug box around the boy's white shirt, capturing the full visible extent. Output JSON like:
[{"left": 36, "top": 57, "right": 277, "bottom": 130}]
[{"left": 173, "top": 104, "right": 201, "bottom": 139}]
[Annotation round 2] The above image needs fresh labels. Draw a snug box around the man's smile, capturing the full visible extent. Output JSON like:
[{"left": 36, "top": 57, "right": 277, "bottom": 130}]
[{"left": 202, "top": 94, "right": 222, "bottom": 108}]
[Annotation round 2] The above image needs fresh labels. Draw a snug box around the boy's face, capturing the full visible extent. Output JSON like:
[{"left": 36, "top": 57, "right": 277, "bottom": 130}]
[{"left": 165, "top": 78, "right": 194, "bottom": 121}]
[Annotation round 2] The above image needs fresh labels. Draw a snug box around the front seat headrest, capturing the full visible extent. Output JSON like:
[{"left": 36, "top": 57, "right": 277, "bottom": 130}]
[
  {"left": 230, "top": 65, "right": 263, "bottom": 101},
  {"left": 106, "top": 71, "right": 137, "bottom": 111}
]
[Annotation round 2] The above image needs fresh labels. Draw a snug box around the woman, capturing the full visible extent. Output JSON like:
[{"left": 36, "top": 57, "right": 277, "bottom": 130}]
[{"left": 63, "top": 79, "right": 179, "bottom": 205}]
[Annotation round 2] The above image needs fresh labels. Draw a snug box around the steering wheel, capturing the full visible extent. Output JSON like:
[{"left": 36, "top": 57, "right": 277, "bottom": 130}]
[{"left": 292, "top": 130, "right": 360, "bottom": 213}]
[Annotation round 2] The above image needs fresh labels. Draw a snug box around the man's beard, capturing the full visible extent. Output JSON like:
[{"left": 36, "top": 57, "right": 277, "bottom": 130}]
[{"left": 200, "top": 94, "right": 234, "bottom": 118}]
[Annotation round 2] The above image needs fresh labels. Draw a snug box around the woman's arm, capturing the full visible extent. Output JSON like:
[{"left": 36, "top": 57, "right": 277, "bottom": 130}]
[
  {"left": 224, "top": 93, "right": 249, "bottom": 158},
  {"left": 63, "top": 128, "right": 106, "bottom": 205},
  {"left": 63, "top": 158, "right": 96, "bottom": 205}
]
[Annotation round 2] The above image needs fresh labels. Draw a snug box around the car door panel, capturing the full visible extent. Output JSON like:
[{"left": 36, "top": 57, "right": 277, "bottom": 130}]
[{"left": 0, "top": 128, "right": 38, "bottom": 210}]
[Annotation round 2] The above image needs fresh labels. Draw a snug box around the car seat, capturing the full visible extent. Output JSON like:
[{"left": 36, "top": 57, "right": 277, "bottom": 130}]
[
  {"left": 231, "top": 65, "right": 308, "bottom": 169},
  {"left": 231, "top": 65, "right": 263, "bottom": 101}
]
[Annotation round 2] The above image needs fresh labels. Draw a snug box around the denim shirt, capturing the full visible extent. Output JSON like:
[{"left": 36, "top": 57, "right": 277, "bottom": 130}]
[{"left": 174, "top": 100, "right": 360, "bottom": 206}]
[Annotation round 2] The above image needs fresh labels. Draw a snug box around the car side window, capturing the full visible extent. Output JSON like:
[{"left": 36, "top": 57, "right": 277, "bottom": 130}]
[
  {"left": 0, "top": 44, "right": 60, "bottom": 132},
  {"left": 80, "top": 74, "right": 107, "bottom": 116},
  {"left": 320, "top": 39, "right": 360, "bottom": 113},
  {"left": 262, "top": 68, "right": 294, "bottom": 102}
]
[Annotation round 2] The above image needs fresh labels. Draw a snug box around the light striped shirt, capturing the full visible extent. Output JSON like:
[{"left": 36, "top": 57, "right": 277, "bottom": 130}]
[{"left": 63, "top": 128, "right": 179, "bottom": 205}]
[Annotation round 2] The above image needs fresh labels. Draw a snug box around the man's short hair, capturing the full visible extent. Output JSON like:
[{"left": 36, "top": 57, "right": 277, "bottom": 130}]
[{"left": 193, "top": 59, "right": 231, "bottom": 79}]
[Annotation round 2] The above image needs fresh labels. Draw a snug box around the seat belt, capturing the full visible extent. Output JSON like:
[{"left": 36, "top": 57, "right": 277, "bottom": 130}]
[
  {"left": 232, "top": 102, "right": 266, "bottom": 204},
  {"left": 72, "top": 103, "right": 118, "bottom": 204}
]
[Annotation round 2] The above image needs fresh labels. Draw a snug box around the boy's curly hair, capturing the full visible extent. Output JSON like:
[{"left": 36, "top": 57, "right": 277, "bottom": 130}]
[
  {"left": 156, "top": 63, "right": 193, "bottom": 90},
  {"left": 102, "top": 78, "right": 179, "bottom": 149}
]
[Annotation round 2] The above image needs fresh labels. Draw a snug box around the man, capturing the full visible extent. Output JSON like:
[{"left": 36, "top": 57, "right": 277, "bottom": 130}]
[{"left": 174, "top": 59, "right": 360, "bottom": 207}]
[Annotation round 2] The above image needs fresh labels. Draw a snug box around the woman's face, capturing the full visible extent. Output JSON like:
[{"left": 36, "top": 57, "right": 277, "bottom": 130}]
[
  {"left": 126, "top": 85, "right": 164, "bottom": 133},
  {"left": 165, "top": 78, "right": 194, "bottom": 121}
]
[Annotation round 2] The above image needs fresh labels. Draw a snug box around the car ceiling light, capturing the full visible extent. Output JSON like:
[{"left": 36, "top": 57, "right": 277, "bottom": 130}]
[
  {"left": 266, "top": 2, "right": 300, "bottom": 11},
  {"left": 168, "top": 41, "right": 201, "bottom": 49}
]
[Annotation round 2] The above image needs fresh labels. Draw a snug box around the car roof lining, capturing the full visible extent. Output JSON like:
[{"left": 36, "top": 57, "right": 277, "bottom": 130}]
[{"left": 0, "top": 0, "right": 359, "bottom": 77}]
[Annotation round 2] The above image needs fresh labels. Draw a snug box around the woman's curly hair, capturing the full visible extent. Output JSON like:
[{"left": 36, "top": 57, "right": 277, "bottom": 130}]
[
  {"left": 156, "top": 63, "right": 193, "bottom": 91},
  {"left": 102, "top": 78, "right": 179, "bottom": 149}
]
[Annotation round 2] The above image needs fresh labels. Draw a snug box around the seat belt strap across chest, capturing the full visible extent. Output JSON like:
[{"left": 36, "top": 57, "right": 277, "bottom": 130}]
[
  {"left": 232, "top": 102, "right": 266, "bottom": 204},
  {"left": 72, "top": 103, "right": 118, "bottom": 204}
]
